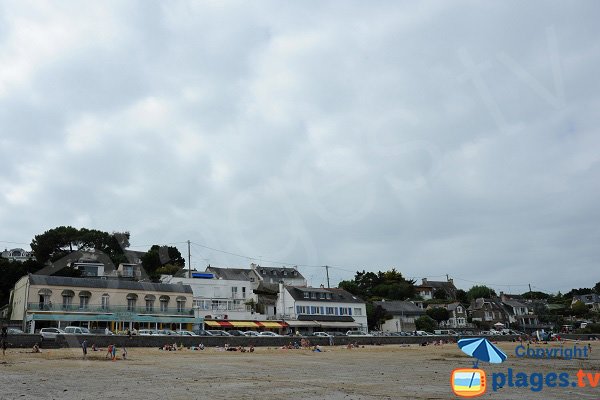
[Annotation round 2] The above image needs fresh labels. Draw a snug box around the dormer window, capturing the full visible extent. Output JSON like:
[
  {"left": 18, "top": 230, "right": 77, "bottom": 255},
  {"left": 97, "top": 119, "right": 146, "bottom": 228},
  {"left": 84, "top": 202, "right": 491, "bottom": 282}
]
[{"left": 303, "top": 292, "right": 309, "bottom": 299}]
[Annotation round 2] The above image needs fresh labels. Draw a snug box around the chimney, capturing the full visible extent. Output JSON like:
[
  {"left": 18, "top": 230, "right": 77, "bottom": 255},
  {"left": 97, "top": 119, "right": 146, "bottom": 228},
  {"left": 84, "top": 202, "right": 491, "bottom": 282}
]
[
  {"left": 320, "top": 284, "right": 325, "bottom": 288},
  {"left": 422, "top": 278, "right": 428, "bottom": 285}
]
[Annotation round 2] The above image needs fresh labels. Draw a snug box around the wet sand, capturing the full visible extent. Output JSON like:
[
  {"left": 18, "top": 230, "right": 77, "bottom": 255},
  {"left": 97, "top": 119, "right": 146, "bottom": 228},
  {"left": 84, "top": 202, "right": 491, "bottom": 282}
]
[{"left": 0, "top": 341, "right": 598, "bottom": 399}]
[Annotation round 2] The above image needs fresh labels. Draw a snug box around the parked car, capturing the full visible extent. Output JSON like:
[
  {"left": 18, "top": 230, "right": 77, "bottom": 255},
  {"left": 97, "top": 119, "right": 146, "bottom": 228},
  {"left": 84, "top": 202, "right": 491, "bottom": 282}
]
[
  {"left": 227, "top": 330, "right": 247, "bottom": 336},
  {"left": 243, "top": 331, "right": 260, "bottom": 337},
  {"left": 434, "top": 329, "right": 458, "bottom": 335},
  {"left": 138, "top": 329, "right": 159, "bottom": 336},
  {"left": 195, "top": 329, "right": 214, "bottom": 336},
  {"left": 176, "top": 330, "right": 198, "bottom": 336},
  {"left": 206, "top": 330, "right": 231, "bottom": 337},
  {"left": 40, "top": 327, "right": 65, "bottom": 340},
  {"left": 346, "top": 330, "right": 371, "bottom": 337},
  {"left": 7, "top": 328, "right": 24, "bottom": 334},
  {"left": 312, "top": 332, "right": 332, "bottom": 337},
  {"left": 64, "top": 326, "right": 90, "bottom": 335},
  {"left": 415, "top": 330, "right": 435, "bottom": 336},
  {"left": 258, "top": 331, "right": 280, "bottom": 337},
  {"left": 327, "top": 331, "right": 347, "bottom": 337},
  {"left": 156, "top": 329, "right": 178, "bottom": 336}
]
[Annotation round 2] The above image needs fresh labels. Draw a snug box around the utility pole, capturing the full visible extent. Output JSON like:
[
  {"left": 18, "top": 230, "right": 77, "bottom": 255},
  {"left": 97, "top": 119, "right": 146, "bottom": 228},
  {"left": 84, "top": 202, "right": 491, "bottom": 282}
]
[
  {"left": 325, "top": 265, "right": 330, "bottom": 288},
  {"left": 187, "top": 240, "right": 191, "bottom": 279}
]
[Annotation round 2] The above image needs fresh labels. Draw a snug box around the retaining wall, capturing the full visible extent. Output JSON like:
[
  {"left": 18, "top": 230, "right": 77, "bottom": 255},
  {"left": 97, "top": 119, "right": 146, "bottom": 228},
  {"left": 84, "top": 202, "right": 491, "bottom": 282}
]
[{"left": 3, "top": 333, "right": 598, "bottom": 350}]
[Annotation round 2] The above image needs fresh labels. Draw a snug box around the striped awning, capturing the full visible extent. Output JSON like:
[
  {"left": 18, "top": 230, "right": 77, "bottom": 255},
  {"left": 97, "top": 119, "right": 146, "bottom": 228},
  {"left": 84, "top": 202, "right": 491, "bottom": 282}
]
[{"left": 203, "top": 320, "right": 287, "bottom": 328}]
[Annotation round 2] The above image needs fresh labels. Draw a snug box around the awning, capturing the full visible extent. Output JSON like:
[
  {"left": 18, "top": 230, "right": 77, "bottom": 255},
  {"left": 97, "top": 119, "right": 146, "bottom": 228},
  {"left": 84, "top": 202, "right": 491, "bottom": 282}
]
[
  {"left": 61, "top": 290, "right": 75, "bottom": 297},
  {"left": 286, "top": 320, "right": 320, "bottom": 327},
  {"left": 126, "top": 293, "right": 138, "bottom": 300},
  {"left": 176, "top": 296, "right": 187, "bottom": 301},
  {"left": 203, "top": 320, "right": 286, "bottom": 328},
  {"left": 145, "top": 294, "right": 156, "bottom": 301},
  {"left": 317, "top": 321, "right": 360, "bottom": 328},
  {"left": 79, "top": 291, "right": 91, "bottom": 297},
  {"left": 38, "top": 289, "right": 52, "bottom": 295},
  {"left": 229, "top": 321, "right": 260, "bottom": 328},
  {"left": 257, "top": 321, "right": 288, "bottom": 328},
  {"left": 159, "top": 295, "right": 170, "bottom": 301}
]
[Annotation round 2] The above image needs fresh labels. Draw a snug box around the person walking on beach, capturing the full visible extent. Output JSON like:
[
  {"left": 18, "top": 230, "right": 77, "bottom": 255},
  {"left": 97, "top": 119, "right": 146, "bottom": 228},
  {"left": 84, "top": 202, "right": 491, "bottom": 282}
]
[
  {"left": 1, "top": 326, "right": 7, "bottom": 356},
  {"left": 106, "top": 344, "right": 113, "bottom": 359},
  {"left": 81, "top": 339, "right": 88, "bottom": 359}
]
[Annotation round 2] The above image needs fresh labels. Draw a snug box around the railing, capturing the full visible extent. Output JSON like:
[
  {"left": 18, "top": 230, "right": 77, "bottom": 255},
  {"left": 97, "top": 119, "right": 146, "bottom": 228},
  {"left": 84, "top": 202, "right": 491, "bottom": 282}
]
[{"left": 27, "top": 303, "right": 193, "bottom": 315}]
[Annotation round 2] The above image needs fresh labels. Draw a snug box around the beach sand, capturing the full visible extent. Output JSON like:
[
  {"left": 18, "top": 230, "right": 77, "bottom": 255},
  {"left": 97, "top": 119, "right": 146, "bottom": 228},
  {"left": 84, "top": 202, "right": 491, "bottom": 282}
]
[{"left": 0, "top": 341, "right": 598, "bottom": 399}]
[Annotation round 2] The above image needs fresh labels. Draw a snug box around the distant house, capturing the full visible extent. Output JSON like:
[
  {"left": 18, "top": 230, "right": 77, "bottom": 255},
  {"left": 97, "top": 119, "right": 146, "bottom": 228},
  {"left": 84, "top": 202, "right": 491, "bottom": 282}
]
[
  {"left": 1, "top": 248, "right": 34, "bottom": 262},
  {"left": 373, "top": 300, "right": 425, "bottom": 333},
  {"left": 572, "top": 294, "right": 600, "bottom": 312},
  {"left": 414, "top": 278, "right": 457, "bottom": 300},
  {"left": 277, "top": 285, "right": 368, "bottom": 334},
  {"left": 500, "top": 295, "right": 540, "bottom": 331},
  {"left": 251, "top": 264, "right": 307, "bottom": 286},
  {"left": 468, "top": 298, "right": 509, "bottom": 327},
  {"left": 430, "top": 302, "right": 469, "bottom": 329}
]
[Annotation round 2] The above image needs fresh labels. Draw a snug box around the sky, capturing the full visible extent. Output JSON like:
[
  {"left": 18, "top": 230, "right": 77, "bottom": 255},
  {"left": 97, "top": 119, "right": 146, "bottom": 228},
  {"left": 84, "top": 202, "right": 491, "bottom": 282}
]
[{"left": 1, "top": 1, "right": 599, "bottom": 294}]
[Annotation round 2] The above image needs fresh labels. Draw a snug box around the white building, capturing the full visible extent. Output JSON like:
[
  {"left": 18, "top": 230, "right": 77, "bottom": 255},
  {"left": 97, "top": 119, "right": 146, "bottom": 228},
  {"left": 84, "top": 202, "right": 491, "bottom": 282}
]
[
  {"left": 276, "top": 285, "right": 368, "bottom": 334},
  {"left": 164, "top": 268, "right": 261, "bottom": 321},
  {"left": 1, "top": 248, "right": 34, "bottom": 262}
]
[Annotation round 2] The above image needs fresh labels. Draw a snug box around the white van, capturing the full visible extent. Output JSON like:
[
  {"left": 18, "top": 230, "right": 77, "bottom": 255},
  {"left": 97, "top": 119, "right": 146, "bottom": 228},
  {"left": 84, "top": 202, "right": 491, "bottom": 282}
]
[
  {"left": 434, "top": 329, "right": 457, "bottom": 335},
  {"left": 63, "top": 326, "right": 90, "bottom": 334}
]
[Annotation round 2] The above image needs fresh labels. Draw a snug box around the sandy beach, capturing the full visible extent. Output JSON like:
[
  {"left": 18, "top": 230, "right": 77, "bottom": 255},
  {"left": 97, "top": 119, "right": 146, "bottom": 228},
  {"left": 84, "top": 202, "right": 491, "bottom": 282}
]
[{"left": 0, "top": 341, "right": 598, "bottom": 400}]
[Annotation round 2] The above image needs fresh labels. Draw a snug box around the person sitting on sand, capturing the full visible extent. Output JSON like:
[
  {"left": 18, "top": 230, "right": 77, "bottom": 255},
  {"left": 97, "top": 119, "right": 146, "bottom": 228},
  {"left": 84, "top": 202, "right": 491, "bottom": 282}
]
[
  {"left": 249, "top": 345, "right": 254, "bottom": 353},
  {"left": 32, "top": 343, "right": 41, "bottom": 353}
]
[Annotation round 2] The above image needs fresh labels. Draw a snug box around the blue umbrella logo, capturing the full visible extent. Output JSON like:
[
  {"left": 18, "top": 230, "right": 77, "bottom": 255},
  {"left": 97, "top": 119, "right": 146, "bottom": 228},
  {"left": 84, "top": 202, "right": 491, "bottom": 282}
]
[{"left": 458, "top": 337, "right": 507, "bottom": 367}]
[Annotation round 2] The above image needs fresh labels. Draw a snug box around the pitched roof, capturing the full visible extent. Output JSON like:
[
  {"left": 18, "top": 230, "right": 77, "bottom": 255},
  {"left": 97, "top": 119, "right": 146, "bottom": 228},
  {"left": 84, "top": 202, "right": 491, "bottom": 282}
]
[
  {"left": 254, "top": 266, "right": 305, "bottom": 280},
  {"left": 28, "top": 274, "right": 192, "bottom": 294},
  {"left": 286, "top": 287, "right": 364, "bottom": 303},
  {"left": 373, "top": 301, "right": 424, "bottom": 315},
  {"left": 205, "top": 267, "right": 258, "bottom": 281}
]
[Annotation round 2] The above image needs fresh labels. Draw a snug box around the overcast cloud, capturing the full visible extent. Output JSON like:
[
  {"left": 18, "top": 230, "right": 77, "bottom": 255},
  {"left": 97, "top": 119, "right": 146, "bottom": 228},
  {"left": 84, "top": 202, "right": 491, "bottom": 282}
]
[{"left": 1, "top": 1, "right": 599, "bottom": 293}]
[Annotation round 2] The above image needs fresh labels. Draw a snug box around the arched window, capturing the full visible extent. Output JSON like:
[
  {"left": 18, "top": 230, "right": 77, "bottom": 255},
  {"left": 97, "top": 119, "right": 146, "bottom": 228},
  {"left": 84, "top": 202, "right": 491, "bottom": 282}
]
[
  {"left": 101, "top": 294, "right": 110, "bottom": 310},
  {"left": 126, "top": 293, "right": 138, "bottom": 311},
  {"left": 145, "top": 294, "right": 156, "bottom": 312},
  {"left": 62, "top": 290, "right": 74, "bottom": 310},
  {"left": 176, "top": 296, "right": 186, "bottom": 313},
  {"left": 159, "top": 295, "right": 170, "bottom": 312},
  {"left": 79, "top": 291, "right": 91, "bottom": 310}
]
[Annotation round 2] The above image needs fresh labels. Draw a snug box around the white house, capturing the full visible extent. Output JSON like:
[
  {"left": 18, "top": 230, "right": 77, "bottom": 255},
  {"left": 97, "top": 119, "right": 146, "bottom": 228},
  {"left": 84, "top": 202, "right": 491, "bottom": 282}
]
[
  {"left": 276, "top": 284, "right": 368, "bottom": 334},
  {"left": 373, "top": 300, "right": 425, "bottom": 333},
  {"left": 1, "top": 248, "right": 34, "bottom": 262},
  {"left": 164, "top": 268, "right": 261, "bottom": 321}
]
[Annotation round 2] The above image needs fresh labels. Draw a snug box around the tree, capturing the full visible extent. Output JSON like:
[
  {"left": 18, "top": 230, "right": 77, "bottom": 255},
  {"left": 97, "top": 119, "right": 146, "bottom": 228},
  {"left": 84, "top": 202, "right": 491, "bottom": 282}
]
[
  {"left": 367, "top": 304, "right": 389, "bottom": 331},
  {"left": 30, "top": 226, "right": 129, "bottom": 265},
  {"left": 571, "top": 300, "right": 588, "bottom": 317},
  {"left": 338, "top": 269, "right": 415, "bottom": 301},
  {"left": 142, "top": 245, "right": 185, "bottom": 281},
  {"left": 455, "top": 289, "right": 469, "bottom": 304},
  {"left": 594, "top": 282, "right": 600, "bottom": 295},
  {"left": 426, "top": 307, "right": 450, "bottom": 325},
  {"left": 415, "top": 315, "right": 436, "bottom": 332},
  {"left": 433, "top": 289, "right": 449, "bottom": 300},
  {"left": 467, "top": 285, "right": 496, "bottom": 301}
]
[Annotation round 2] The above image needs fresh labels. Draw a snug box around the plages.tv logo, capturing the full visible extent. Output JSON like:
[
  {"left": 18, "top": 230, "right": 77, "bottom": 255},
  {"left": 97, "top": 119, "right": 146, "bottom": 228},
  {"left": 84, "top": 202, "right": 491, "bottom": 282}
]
[{"left": 451, "top": 337, "right": 507, "bottom": 398}]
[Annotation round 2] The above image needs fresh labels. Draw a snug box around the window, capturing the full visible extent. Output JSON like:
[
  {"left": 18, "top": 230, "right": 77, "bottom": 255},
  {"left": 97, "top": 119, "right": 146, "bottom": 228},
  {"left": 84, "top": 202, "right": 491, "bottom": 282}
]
[
  {"left": 78, "top": 292, "right": 90, "bottom": 310},
  {"left": 327, "top": 293, "right": 333, "bottom": 300},
  {"left": 62, "top": 296, "right": 73, "bottom": 310},
  {"left": 319, "top": 293, "right": 325, "bottom": 299},
  {"left": 127, "top": 298, "right": 136, "bottom": 311},
  {"left": 242, "top": 287, "right": 246, "bottom": 299},
  {"left": 232, "top": 287, "right": 238, "bottom": 298},
  {"left": 101, "top": 294, "right": 110, "bottom": 310},
  {"left": 354, "top": 308, "right": 362, "bottom": 316},
  {"left": 160, "top": 296, "right": 170, "bottom": 312},
  {"left": 326, "top": 307, "right": 335, "bottom": 315},
  {"left": 303, "top": 292, "right": 309, "bottom": 299},
  {"left": 146, "top": 300, "right": 154, "bottom": 312},
  {"left": 177, "top": 299, "right": 186, "bottom": 313},
  {"left": 339, "top": 307, "right": 349, "bottom": 316}
]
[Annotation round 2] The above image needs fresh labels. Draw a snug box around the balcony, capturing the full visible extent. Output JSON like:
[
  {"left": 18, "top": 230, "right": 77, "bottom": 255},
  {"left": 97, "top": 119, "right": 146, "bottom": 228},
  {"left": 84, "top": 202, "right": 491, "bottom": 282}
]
[{"left": 27, "top": 303, "right": 193, "bottom": 316}]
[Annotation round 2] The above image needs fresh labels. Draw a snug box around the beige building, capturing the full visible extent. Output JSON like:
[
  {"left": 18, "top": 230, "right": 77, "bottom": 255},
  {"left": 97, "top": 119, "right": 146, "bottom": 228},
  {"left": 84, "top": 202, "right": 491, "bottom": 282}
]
[{"left": 10, "top": 274, "right": 199, "bottom": 333}]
